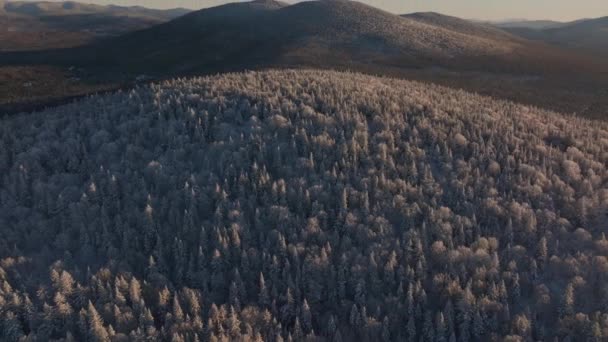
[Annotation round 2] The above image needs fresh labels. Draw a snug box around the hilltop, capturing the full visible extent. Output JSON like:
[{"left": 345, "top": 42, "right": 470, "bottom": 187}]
[{"left": 1, "top": 69, "right": 608, "bottom": 340}]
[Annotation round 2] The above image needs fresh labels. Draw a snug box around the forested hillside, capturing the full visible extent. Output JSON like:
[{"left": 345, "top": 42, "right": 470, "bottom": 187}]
[{"left": 1, "top": 70, "right": 608, "bottom": 341}]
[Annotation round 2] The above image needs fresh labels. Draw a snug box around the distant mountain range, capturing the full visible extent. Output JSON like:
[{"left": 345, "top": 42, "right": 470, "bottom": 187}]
[
  {"left": 0, "top": 0, "right": 190, "bottom": 50},
  {"left": 0, "top": 0, "right": 189, "bottom": 19},
  {"left": 498, "top": 17, "right": 608, "bottom": 57},
  {"left": 491, "top": 19, "right": 568, "bottom": 30}
]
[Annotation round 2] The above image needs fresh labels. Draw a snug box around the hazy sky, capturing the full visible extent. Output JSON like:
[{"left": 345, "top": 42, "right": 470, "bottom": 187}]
[{"left": 30, "top": 0, "right": 608, "bottom": 21}]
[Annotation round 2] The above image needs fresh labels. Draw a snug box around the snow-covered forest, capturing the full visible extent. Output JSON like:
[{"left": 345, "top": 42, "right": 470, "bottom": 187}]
[{"left": 1, "top": 69, "right": 608, "bottom": 341}]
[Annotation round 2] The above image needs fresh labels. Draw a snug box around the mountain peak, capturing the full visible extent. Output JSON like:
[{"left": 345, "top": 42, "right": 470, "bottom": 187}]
[{"left": 84, "top": 0, "right": 525, "bottom": 74}]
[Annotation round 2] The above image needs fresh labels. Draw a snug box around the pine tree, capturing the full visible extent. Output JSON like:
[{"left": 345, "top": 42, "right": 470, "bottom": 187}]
[
  {"left": 537, "top": 237, "right": 548, "bottom": 266},
  {"left": 423, "top": 310, "right": 435, "bottom": 342},
  {"left": 293, "top": 317, "right": 303, "bottom": 340},
  {"left": 281, "top": 288, "right": 296, "bottom": 324},
  {"left": 436, "top": 312, "right": 446, "bottom": 342},
  {"left": 381, "top": 316, "right": 391, "bottom": 342},
  {"left": 301, "top": 299, "right": 312, "bottom": 333},
  {"left": 259, "top": 273, "right": 270, "bottom": 307},
  {"left": 87, "top": 301, "right": 110, "bottom": 342},
  {"left": 172, "top": 295, "right": 184, "bottom": 323},
  {"left": 227, "top": 306, "right": 241, "bottom": 339},
  {"left": 591, "top": 321, "right": 602, "bottom": 341},
  {"left": 229, "top": 281, "right": 241, "bottom": 312},
  {"left": 560, "top": 282, "right": 575, "bottom": 317},
  {"left": 354, "top": 279, "right": 366, "bottom": 306},
  {"left": 350, "top": 304, "right": 361, "bottom": 328},
  {"left": 472, "top": 308, "right": 484, "bottom": 340},
  {"left": 511, "top": 274, "right": 521, "bottom": 304},
  {"left": 407, "top": 315, "right": 417, "bottom": 341},
  {"left": 457, "top": 284, "right": 474, "bottom": 342},
  {"left": 327, "top": 314, "right": 337, "bottom": 338}
]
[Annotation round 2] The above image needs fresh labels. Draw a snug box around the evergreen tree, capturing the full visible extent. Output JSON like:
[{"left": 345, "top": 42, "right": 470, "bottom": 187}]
[{"left": 87, "top": 302, "right": 110, "bottom": 342}]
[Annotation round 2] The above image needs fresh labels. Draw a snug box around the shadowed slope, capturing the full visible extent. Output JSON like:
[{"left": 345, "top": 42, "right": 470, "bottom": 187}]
[{"left": 72, "top": 0, "right": 523, "bottom": 73}]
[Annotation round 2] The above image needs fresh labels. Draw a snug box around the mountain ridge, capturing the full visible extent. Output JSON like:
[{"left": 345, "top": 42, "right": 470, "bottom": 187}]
[
  {"left": 80, "top": 0, "right": 525, "bottom": 73},
  {"left": 502, "top": 16, "right": 608, "bottom": 57},
  {"left": 1, "top": 0, "right": 190, "bottom": 19},
  {"left": 402, "top": 11, "right": 523, "bottom": 42}
]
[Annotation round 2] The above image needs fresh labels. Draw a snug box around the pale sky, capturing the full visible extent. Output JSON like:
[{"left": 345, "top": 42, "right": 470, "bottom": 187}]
[{"left": 28, "top": 0, "right": 608, "bottom": 21}]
